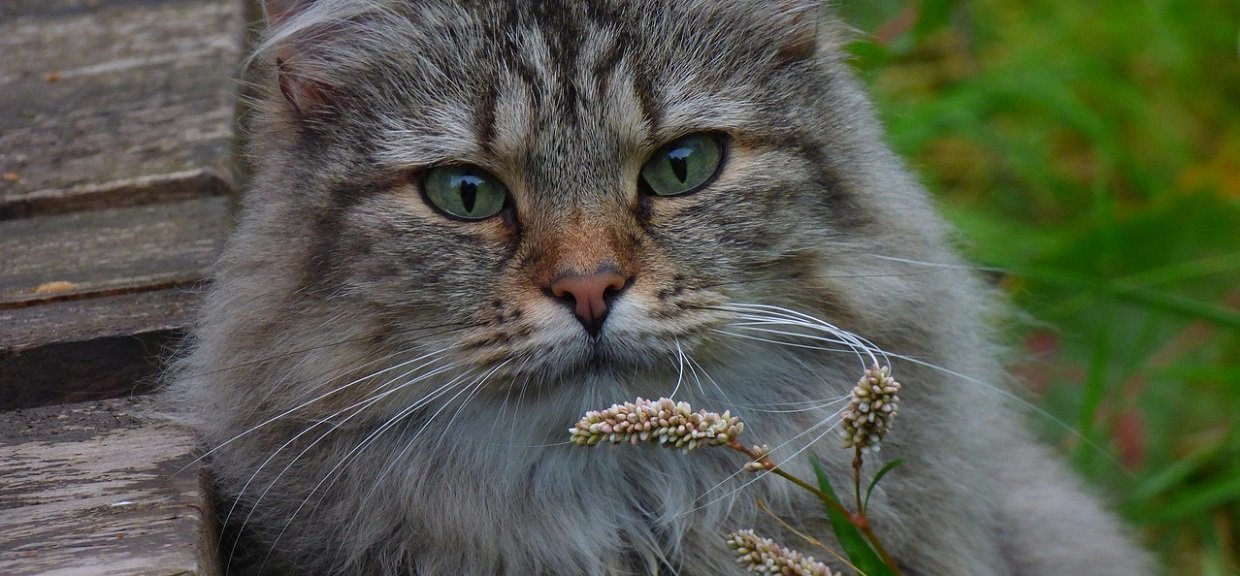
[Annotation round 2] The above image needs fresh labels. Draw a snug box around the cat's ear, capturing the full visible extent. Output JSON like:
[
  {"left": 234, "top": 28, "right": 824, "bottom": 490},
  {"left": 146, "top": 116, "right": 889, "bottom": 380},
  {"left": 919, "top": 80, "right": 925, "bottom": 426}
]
[
  {"left": 261, "top": 0, "right": 339, "bottom": 116},
  {"left": 772, "top": 0, "right": 822, "bottom": 60}
]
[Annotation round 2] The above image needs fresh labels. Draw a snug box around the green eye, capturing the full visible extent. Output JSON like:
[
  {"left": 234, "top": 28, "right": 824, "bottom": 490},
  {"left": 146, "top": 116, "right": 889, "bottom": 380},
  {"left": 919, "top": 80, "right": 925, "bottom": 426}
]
[
  {"left": 640, "top": 134, "right": 725, "bottom": 197},
  {"left": 422, "top": 165, "right": 508, "bottom": 220}
]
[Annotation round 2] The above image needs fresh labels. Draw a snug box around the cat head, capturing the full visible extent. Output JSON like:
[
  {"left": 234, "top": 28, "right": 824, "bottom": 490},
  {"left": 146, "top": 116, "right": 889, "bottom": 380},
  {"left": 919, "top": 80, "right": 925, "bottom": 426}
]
[{"left": 216, "top": 0, "right": 952, "bottom": 413}]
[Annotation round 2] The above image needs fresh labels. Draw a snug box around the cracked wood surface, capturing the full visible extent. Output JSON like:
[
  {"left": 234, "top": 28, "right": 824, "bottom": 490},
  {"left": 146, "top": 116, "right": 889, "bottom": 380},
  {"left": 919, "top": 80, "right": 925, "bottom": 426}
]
[
  {"left": 0, "top": 0, "right": 245, "bottom": 411},
  {"left": 0, "top": 397, "right": 218, "bottom": 576}
]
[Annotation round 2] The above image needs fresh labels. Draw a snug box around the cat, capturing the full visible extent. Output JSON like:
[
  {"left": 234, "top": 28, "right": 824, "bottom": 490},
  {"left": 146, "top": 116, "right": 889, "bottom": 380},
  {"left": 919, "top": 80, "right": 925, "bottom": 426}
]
[{"left": 165, "top": 1, "right": 1156, "bottom": 574}]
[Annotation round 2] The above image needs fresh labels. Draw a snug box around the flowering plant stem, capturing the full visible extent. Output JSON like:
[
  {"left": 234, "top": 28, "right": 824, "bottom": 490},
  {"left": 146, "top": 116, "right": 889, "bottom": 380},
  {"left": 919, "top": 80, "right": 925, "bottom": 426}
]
[
  {"left": 854, "top": 450, "right": 865, "bottom": 514},
  {"left": 728, "top": 439, "right": 901, "bottom": 575}
]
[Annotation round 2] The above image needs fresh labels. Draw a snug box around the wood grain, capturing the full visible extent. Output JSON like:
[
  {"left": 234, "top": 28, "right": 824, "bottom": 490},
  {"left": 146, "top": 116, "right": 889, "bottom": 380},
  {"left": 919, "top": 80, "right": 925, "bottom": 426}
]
[
  {"left": 0, "top": 0, "right": 244, "bottom": 204},
  {"left": 0, "top": 196, "right": 231, "bottom": 307},
  {"left": 0, "top": 397, "right": 219, "bottom": 576},
  {"left": 0, "top": 0, "right": 245, "bottom": 410}
]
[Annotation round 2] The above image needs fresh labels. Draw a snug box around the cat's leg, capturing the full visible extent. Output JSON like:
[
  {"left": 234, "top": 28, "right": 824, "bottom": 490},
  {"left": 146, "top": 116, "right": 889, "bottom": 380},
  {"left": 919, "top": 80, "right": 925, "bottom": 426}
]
[{"left": 994, "top": 439, "right": 1156, "bottom": 575}]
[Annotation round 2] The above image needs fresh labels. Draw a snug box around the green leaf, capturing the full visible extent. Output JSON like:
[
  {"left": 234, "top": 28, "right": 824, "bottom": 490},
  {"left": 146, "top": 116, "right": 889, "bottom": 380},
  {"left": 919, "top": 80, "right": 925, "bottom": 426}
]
[
  {"left": 1133, "top": 474, "right": 1240, "bottom": 523},
  {"left": 1009, "top": 266, "right": 1240, "bottom": 331},
  {"left": 913, "top": 0, "right": 958, "bottom": 38},
  {"left": 863, "top": 459, "right": 906, "bottom": 513},
  {"left": 811, "top": 458, "right": 895, "bottom": 576}
]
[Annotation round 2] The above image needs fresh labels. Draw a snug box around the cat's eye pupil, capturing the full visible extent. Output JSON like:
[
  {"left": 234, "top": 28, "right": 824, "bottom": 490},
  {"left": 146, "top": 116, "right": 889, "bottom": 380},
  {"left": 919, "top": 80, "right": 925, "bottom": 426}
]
[
  {"left": 640, "top": 134, "right": 724, "bottom": 197},
  {"left": 668, "top": 148, "right": 690, "bottom": 183},
  {"left": 423, "top": 165, "right": 508, "bottom": 221},
  {"left": 457, "top": 176, "right": 479, "bottom": 213}
]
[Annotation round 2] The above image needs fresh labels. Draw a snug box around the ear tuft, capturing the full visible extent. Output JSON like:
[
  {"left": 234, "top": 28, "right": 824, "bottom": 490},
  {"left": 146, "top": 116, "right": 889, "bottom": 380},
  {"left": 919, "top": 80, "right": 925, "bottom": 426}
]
[
  {"left": 261, "top": 1, "right": 342, "bottom": 116},
  {"left": 773, "top": 0, "right": 822, "bottom": 61},
  {"left": 276, "top": 56, "right": 339, "bottom": 117}
]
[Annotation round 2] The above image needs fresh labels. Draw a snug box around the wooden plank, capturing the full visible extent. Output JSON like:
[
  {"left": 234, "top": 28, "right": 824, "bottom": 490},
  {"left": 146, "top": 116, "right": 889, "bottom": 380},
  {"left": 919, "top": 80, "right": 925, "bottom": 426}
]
[
  {"left": 0, "top": 0, "right": 243, "bottom": 206},
  {"left": 0, "top": 196, "right": 231, "bottom": 307},
  {"left": 0, "top": 397, "right": 219, "bottom": 576},
  {"left": 0, "top": 194, "right": 227, "bottom": 410},
  {"left": 0, "top": 168, "right": 232, "bottom": 220},
  {"left": 1, "top": 289, "right": 200, "bottom": 354},
  {"left": 0, "top": 289, "right": 201, "bottom": 411},
  {"left": 0, "top": 0, "right": 245, "bottom": 410}
]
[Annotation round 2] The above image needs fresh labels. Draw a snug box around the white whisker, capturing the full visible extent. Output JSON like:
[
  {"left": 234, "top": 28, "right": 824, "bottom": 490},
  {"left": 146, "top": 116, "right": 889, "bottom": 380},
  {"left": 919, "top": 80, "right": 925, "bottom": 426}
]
[
  {"left": 182, "top": 347, "right": 452, "bottom": 474},
  {"left": 673, "top": 402, "right": 852, "bottom": 521},
  {"left": 255, "top": 365, "right": 481, "bottom": 573}
]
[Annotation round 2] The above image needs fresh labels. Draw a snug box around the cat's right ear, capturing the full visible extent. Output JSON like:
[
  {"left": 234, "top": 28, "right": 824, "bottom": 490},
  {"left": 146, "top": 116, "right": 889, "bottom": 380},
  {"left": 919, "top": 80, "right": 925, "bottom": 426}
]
[
  {"left": 771, "top": 0, "right": 823, "bottom": 61},
  {"left": 262, "top": 0, "right": 338, "bottom": 117}
]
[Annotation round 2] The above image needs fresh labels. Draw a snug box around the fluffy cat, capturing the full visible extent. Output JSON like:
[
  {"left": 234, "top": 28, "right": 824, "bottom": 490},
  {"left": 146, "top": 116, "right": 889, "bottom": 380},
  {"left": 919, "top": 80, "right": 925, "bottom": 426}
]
[{"left": 165, "top": 1, "right": 1155, "bottom": 574}]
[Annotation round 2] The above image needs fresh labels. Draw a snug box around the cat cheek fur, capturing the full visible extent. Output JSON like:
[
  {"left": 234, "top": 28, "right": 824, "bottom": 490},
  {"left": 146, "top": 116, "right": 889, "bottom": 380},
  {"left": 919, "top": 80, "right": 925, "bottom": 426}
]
[{"left": 165, "top": 1, "right": 1155, "bottom": 575}]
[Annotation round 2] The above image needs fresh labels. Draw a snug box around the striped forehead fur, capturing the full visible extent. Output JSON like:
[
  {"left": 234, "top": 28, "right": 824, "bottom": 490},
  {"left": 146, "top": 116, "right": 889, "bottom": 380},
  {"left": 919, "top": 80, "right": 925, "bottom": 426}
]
[{"left": 258, "top": 0, "right": 837, "bottom": 174}]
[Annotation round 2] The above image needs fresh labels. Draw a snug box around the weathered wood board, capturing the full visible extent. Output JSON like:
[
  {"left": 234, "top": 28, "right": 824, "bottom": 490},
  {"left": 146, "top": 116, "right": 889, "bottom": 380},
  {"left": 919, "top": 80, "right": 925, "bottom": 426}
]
[
  {"left": 0, "top": 196, "right": 231, "bottom": 306},
  {"left": 0, "top": 0, "right": 248, "bottom": 571},
  {"left": 0, "top": 397, "right": 219, "bottom": 576},
  {"left": 0, "top": 0, "right": 244, "bottom": 209},
  {"left": 0, "top": 0, "right": 246, "bottom": 410},
  {"left": 0, "top": 196, "right": 230, "bottom": 410},
  {"left": 0, "top": 289, "right": 199, "bottom": 409}
]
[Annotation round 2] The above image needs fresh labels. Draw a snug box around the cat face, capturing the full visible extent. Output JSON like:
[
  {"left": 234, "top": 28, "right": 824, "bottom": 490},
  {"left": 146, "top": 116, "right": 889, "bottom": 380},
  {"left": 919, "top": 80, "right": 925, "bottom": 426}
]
[{"left": 253, "top": 0, "right": 892, "bottom": 398}]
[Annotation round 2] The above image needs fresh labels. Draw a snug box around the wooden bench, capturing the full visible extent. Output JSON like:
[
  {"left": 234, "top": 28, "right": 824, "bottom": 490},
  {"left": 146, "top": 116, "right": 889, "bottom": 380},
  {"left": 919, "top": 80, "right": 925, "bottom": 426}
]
[{"left": 1, "top": 0, "right": 250, "bottom": 573}]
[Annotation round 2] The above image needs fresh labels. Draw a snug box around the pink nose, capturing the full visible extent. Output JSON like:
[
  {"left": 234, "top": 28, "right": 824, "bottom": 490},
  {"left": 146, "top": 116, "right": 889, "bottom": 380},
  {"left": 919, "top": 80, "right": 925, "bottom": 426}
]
[{"left": 549, "top": 271, "right": 629, "bottom": 337}]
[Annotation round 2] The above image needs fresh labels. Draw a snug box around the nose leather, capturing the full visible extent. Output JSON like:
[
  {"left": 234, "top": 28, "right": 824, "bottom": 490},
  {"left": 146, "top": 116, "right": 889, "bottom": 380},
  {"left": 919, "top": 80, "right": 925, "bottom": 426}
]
[{"left": 549, "top": 271, "right": 628, "bottom": 336}]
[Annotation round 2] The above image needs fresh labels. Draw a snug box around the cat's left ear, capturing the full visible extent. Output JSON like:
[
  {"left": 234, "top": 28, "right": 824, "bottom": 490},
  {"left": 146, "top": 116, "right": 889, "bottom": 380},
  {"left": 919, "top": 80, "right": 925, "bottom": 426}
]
[
  {"left": 772, "top": 0, "right": 822, "bottom": 60},
  {"left": 261, "top": 0, "right": 341, "bottom": 116}
]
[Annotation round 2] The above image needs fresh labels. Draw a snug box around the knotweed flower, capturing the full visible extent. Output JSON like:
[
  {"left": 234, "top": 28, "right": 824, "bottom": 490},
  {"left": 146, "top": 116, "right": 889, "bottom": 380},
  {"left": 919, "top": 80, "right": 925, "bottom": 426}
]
[
  {"left": 569, "top": 398, "right": 743, "bottom": 452},
  {"left": 840, "top": 365, "right": 902, "bottom": 452},
  {"left": 745, "top": 444, "right": 773, "bottom": 471},
  {"left": 726, "top": 529, "right": 840, "bottom": 576}
]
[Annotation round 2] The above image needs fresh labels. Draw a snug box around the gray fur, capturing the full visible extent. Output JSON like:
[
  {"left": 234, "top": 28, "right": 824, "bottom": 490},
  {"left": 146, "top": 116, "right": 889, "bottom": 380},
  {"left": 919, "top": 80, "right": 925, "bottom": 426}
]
[{"left": 165, "top": 1, "right": 1154, "bottom": 574}]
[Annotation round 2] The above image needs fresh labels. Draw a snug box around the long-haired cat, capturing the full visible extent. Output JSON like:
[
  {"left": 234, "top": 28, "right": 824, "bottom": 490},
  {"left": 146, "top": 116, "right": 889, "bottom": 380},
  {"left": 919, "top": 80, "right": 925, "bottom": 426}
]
[{"left": 165, "top": 1, "right": 1154, "bottom": 574}]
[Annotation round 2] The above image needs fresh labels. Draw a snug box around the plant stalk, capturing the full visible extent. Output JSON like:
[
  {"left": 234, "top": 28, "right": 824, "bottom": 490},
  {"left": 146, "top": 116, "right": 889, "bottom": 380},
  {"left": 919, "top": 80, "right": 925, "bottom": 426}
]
[{"left": 729, "top": 440, "right": 902, "bottom": 575}]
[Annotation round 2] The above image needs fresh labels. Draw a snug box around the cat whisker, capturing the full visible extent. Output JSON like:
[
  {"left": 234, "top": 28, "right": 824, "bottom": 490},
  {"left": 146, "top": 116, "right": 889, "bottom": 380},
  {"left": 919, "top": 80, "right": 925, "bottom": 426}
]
[
  {"left": 506, "top": 356, "right": 538, "bottom": 448},
  {"left": 362, "top": 357, "right": 517, "bottom": 503},
  {"left": 717, "top": 303, "right": 889, "bottom": 368},
  {"left": 869, "top": 253, "right": 1008, "bottom": 274},
  {"left": 714, "top": 329, "right": 868, "bottom": 360},
  {"left": 730, "top": 395, "right": 851, "bottom": 415},
  {"left": 686, "top": 252, "right": 1009, "bottom": 293},
  {"left": 866, "top": 348, "right": 1124, "bottom": 471},
  {"left": 225, "top": 356, "right": 464, "bottom": 573},
  {"left": 490, "top": 354, "right": 535, "bottom": 442},
  {"left": 180, "top": 346, "right": 453, "bottom": 474},
  {"left": 692, "top": 270, "right": 941, "bottom": 292},
  {"left": 722, "top": 325, "right": 871, "bottom": 359},
  {"left": 431, "top": 357, "right": 517, "bottom": 455},
  {"left": 174, "top": 318, "right": 479, "bottom": 383},
  {"left": 668, "top": 337, "right": 687, "bottom": 399},
  {"left": 256, "top": 367, "right": 484, "bottom": 575},
  {"left": 681, "top": 353, "right": 735, "bottom": 415},
  {"left": 723, "top": 322, "right": 868, "bottom": 354},
  {"left": 222, "top": 390, "right": 389, "bottom": 575},
  {"left": 723, "top": 304, "right": 1123, "bottom": 469},
  {"left": 316, "top": 360, "right": 518, "bottom": 559},
  {"left": 674, "top": 402, "right": 851, "bottom": 521},
  {"left": 681, "top": 344, "right": 709, "bottom": 398}
]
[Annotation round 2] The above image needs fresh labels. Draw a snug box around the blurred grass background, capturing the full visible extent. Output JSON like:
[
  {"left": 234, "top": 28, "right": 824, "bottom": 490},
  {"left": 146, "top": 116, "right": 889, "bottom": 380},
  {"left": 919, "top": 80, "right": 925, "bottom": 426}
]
[{"left": 838, "top": 1, "right": 1240, "bottom": 573}]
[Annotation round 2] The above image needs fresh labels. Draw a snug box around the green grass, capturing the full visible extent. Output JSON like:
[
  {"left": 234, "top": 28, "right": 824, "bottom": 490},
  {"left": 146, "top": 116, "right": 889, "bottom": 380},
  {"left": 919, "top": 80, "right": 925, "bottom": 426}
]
[{"left": 839, "top": 1, "right": 1240, "bottom": 573}]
